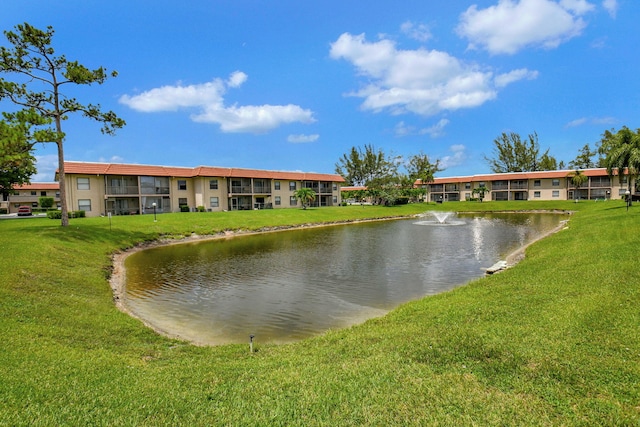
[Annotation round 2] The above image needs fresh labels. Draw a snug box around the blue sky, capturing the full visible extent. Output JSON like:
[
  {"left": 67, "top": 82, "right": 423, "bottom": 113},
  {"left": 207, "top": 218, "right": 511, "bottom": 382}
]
[{"left": 1, "top": 0, "right": 635, "bottom": 181}]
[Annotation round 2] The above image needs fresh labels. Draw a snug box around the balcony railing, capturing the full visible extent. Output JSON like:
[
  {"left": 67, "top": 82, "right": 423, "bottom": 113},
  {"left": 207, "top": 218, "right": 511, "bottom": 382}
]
[
  {"left": 510, "top": 182, "right": 528, "bottom": 190},
  {"left": 230, "top": 185, "right": 252, "bottom": 194},
  {"left": 253, "top": 186, "right": 272, "bottom": 194},
  {"left": 106, "top": 185, "right": 140, "bottom": 195}
]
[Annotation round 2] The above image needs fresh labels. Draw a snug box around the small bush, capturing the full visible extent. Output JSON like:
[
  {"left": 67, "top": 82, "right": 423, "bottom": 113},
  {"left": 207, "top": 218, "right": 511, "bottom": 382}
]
[
  {"left": 47, "top": 210, "right": 62, "bottom": 219},
  {"left": 0, "top": 208, "right": 7, "bottom": 214},
  {"left": 47, "top": 210, "right": 85, "bottom": 219},
  {"left": 196, "top": 206, "right": 206, "bottom": 212},
  {"left": 180, "top": 206, "right": 190, "bottom": 212}
]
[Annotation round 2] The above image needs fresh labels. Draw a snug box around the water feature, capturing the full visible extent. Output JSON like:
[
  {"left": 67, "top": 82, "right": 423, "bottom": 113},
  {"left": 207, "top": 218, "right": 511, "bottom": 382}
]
[
  {"left": 123, "top": 212, "right": 564, "bottom": 345},
  {"left": 413, "top": 211, "right": 466, "bottom": 226}
]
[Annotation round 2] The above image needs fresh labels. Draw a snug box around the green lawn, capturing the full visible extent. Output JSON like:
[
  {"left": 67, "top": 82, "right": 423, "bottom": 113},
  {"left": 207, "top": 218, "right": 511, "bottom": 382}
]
[{"left": 1, "top": 201, "right": 638, "bottom": 425}]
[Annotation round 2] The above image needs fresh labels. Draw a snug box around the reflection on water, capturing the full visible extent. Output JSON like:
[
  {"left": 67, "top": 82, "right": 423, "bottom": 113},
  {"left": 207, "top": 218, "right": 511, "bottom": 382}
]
[{"left": 124, "top": 213, "right": 563, "bottom": 345}]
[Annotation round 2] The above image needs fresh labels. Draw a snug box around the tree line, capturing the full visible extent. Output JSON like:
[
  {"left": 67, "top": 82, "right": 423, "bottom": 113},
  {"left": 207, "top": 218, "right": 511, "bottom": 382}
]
[
  {"left": 336, "top": 127, "right": 640, "bottom": 204},
  {"left": 335, "top": 145, "right": 441, "bottom": 205}
]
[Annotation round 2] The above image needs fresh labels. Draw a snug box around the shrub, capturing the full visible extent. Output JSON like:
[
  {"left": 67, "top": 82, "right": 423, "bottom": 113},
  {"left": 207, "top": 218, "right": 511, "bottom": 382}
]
[
  {"left": 180, "top": 205, "right": 190, "bottom": 212},
  {"left": 0, "top": 208, "right": 7, "bottom": 214},
  {"left": 47, "top": 210, "right": 85, "bottom": 219},
  {"left": 197, "top": 206, "right": 206, "bottom": 212},
  {"left": 47, "top": 210, "right": 62, "bottom": 219}
]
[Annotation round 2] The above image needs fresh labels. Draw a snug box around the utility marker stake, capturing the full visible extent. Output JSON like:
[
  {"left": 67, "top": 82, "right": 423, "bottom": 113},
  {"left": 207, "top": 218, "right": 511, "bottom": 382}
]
[{"left": 249, "top": 334, "right": 255, "bottom": 354}]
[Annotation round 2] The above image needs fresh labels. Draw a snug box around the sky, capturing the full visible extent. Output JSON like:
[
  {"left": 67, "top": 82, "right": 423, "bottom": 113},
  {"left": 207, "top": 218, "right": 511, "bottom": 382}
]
[{"left": 1, "top": 0, "right": 636, "bottom": 182}]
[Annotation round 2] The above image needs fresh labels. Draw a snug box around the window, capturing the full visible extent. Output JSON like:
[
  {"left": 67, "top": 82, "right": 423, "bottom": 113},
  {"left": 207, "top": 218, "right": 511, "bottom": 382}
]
[
  {"left": 534, "top": 180, "right": 541, "bottom": 187},
  {"left": 30, "top": 191, "right": 37, "bottom": 196},
  {"left": 290, "top": 196, "right": 297, "bottom": 206},
  {"left": 275, "top": 196, "right": 281, "bottom": 206},
  {"left": 78, "top": 199, "right": 91, "bottom": 211},
  {"left": 333, "top": 183, "right": 338, "bottom": 191},
  {"left": 552, "top": 190, "right": 560, "bottom": 198},
  {"left": 333, "top": 196, "right": 338, "bottom": 203},
  {"left": 178, "top": 180, "right": 187, "bottom": 190},
  {"left": 210, "top": 197, "right": 219, "bottom": 208},
  {"left": 41, "top": 191, "right": 47, "bottom": 196},
  {"left": 77, "top": 178, "right": 90, "bottom": 190},
  {"left": 178, "top": 198, "right": 187, "bottom": 206},
  {"left": 465, "top": 183, "right": 471, "bottom": 190},
  {"left": 552, "top": 179, "right": 560, "bottom": 187},
  {"left": 534, "top": 191, "right": 541, "bottom": 198},
  {"left": 289, "top": 181, "right": 296, "bottom": 191},
  {"left": 209, "top": 179, "right": 218, "bottom": 190},
  {"left": 274, "top": 181, "right": 281, "bottom": 190}
]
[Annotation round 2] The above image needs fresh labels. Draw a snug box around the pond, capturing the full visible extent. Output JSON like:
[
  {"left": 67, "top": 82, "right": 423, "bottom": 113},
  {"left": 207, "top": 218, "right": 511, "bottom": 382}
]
[{"left": 124, "top": 212, "right": 565, "bottom": 345}]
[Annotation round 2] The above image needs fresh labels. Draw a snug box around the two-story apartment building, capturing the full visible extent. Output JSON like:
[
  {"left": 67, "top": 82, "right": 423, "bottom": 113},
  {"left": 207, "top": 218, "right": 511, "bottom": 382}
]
[
  {"left": 422, "top": 168, "right": 630, "bottom": 202},
  {"left": 1, "top": 183, "right": 61, "bottom": 214},
  {"left": 60, "top": 162, "right": 345, "bottom": 217}
]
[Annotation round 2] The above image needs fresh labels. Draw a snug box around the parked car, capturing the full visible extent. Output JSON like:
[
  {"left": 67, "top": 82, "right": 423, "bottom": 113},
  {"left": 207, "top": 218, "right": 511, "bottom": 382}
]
[{"left": 17, "top": 206, "right": 32, "bottom": 216}]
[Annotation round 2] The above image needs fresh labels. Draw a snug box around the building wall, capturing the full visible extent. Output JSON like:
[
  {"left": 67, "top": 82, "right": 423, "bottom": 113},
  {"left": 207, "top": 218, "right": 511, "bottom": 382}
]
[
  {"left": 63, "top": 172, "right": 342, "bottom": 217},
  {"left": 4, "top": 185, "right": 61, "bottom": 214},
  {"left": 428, "top": 170, "right": 631, "bottom": 202}
]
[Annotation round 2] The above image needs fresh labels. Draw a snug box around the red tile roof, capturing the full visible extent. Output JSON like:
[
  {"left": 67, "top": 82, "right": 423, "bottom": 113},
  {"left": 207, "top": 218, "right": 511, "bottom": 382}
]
[
  {"left": 417, "top": 168, "right": 621, "bottom": 185},
  {"left": 13, "top": 182, "right": 60, "bottom": 190},
  {"left": 62, "top": 162, "right": 345, "bottom": 182}
]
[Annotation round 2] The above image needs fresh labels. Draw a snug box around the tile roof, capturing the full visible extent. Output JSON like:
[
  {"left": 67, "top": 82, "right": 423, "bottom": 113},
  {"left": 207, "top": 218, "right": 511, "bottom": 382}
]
[
  {"left": 13, "top": 182, "right": 60, "bottom": 190},
  {"left": 418, "top": 168, "right": 620, "bottom": 185},
  {"left": 63, "top": 161, "right": 345, "bottom": 182}
]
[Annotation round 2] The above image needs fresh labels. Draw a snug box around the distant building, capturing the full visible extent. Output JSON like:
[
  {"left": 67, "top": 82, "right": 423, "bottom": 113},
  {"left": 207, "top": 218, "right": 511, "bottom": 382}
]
[
  {"left": 419, "top": 168, "right": 630, "bottom": 202},
  {"left": 1, "top": 183, "right": 60, "bottom": 214},
  {"left": 59, "top": 161, "right": 345, "bottom": 217},
  {"left": 340, "top": 168, "right": 632, "bottom": 202}
]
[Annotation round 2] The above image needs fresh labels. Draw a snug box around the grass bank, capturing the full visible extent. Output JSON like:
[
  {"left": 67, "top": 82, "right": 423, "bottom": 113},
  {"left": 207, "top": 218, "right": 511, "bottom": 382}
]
[{"left": 1, "top": 201, "right": 638, "bottom": 425}]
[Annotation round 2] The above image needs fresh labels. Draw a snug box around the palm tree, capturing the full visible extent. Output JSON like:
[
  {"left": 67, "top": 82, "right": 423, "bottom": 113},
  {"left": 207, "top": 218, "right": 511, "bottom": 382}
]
[
  {"left": 472, "top": 185, "right": 488, "bottom": 202},
  {"left": 293, "top": 188, "right": 316, "bottom": 209},
  {"left": 602, "top": 127, "right": 640, "bottom": 201},
  {"left": 569, "top": 170, "right": 588, "bottom": 201}
]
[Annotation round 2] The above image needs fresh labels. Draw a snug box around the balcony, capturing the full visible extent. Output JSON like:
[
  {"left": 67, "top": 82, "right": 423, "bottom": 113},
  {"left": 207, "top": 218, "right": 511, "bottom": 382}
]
[
  {"left": 510, "top": 181, "right": 528, "bottom": 190},
  {"left": 253, "top": 185, "right": 272, "bottom": 194},
  {"left": 230, "top": 185, "right": 252, "bottom": 194},
  {"left": 106, "top": 185, "right": 140, "bottom": 195}
]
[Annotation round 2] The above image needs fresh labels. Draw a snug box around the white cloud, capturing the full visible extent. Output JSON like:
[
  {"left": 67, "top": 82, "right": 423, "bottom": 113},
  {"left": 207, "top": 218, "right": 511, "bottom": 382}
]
[
  {"left": 98, "top": 155, "right": 125, "bottom": 163},
  {"left": 602, "top": 0, "right": 618, "bottom": 18},
  {"left": 330, "top": 32, "right": 536, "bottom": 117},
  {"left": 287, "top": 134, "right": 319, "bottom": 143},
  {"left": 400, "top": 21, "right": 432, "bottom": 42},
  {"left": 495, "top": 68, "right": 540, "bottom": 87},
  {"left": 119, "top": 72, "right": 315, "bottom": 134},
  {"left": 421, "top": 119, "right": 450, "bottom": 138},
  {"left": 565, "top": 116, "right": 616, "bottom": 127},
  {"left": 119, "top": 79, "right": 225, "bottom": 112},
  {"left": 395, "top": 118, "right": 450, "bottom": 138},
  {"left": 33, "top": 154, "right": 58, "bottom": 182},
  {"left": 566, "top": 117, "right": 588, "bottom": 128},
  {"left": 456, "top": 0, "right": 595, "bottom": 55},
  {"left": 439, "top": 144, "right": 467, "bottom": 169},
  {"left": 227, "top": 70, "right": 248, "bottom": 88}
]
